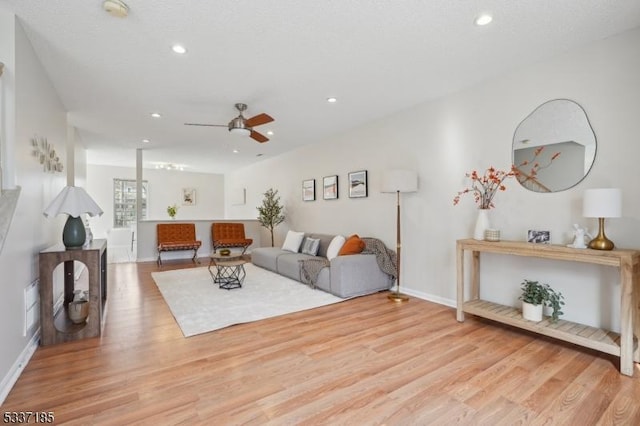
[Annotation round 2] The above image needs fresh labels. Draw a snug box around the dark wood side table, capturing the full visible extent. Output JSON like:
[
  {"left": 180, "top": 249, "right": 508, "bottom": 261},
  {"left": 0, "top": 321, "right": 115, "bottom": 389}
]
[{"left": 39, "top": 239, "right": 107, "bottom": 345}]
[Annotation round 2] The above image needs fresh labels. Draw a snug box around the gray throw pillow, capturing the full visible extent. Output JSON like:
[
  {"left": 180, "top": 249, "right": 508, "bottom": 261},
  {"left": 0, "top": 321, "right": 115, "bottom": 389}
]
[{"left": 300, "top": 237, "right": 320, "bottom": 256}]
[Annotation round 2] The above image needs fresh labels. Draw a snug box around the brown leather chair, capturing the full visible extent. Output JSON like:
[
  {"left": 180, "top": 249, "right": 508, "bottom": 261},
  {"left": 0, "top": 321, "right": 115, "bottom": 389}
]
[
  {"left": 212, "top": 222, "right": 253, "bottom": 254},
  {"left": 157, "top": 223, "right": 202, "bottom": 266}
]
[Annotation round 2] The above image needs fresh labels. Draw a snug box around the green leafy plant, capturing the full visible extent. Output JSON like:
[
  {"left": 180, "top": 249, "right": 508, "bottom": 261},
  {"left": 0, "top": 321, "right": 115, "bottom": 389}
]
[
  {"left": 167, "top": 204, "right": 178, "bottom": 218},
  {"left": 519, "top": 279, "right": 565, "bottom": 322},
  {"left": 257, "top": 188, "right": 285, "bottom": 247}
]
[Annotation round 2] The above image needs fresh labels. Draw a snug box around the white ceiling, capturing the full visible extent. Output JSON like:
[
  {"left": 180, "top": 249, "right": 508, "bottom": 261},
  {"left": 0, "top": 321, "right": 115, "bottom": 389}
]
[{"left": 3, "top": 1, "right": 640, "bottom": 174}]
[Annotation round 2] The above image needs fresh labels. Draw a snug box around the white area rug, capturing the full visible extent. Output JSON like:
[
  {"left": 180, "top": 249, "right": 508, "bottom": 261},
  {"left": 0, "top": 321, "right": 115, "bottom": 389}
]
[{"left": 152, "top": 263, "right": 345, "bottom": 337}]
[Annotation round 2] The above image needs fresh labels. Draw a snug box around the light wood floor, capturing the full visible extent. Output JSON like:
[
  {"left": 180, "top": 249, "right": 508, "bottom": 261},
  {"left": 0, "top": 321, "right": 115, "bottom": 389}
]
[{"left": 3, "top": 260, "right": 640, "bottom": 424}]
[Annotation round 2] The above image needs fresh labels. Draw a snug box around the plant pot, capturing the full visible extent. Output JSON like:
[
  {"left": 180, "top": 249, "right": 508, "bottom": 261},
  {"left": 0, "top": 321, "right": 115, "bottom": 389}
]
[
  {"left": 522, "top": 301, "right": 543, "bottom": 322},
  {"left": 68, "top": 300, "right": 89, "bottom": 324}
]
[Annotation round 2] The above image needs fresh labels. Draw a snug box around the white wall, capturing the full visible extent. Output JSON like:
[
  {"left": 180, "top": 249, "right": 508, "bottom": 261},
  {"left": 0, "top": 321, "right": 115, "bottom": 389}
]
[
  {"left": 227, "top": 27, "right": 640, "bottom": 332},
  {"left": 0, "top": 12, "right": 71, "bottom": 402},
  {"left": 86, "top": 164, "right": 225, "bottom": 239}
]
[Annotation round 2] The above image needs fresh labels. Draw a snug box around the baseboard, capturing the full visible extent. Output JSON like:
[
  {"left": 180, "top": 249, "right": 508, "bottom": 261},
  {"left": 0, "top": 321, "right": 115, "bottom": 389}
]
[
  {"left": 0, "top": 329, "right": 40, "bottom": 405},
  {"left": 400, "top": 287, "right": 456, "bottom": 308}
]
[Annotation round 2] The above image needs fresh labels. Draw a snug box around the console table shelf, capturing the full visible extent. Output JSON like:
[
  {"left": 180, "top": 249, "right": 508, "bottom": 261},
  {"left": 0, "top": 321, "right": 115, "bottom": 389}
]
[{"left": 456, "top": 239, "right": 640, "bottom": 376}]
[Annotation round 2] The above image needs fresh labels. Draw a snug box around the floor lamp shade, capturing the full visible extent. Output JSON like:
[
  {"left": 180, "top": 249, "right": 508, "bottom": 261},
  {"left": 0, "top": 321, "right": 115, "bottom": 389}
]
[
  {"left": 43, "top": 186, "right": 103, "bottom": 249},
  {"left": 583, "top": 188, "right": 621, "bottom": 250},
  {"left": 381, "top": 170, "right": 418, "bottom": 193},
  {"left": 381, "top": 170, "right": 418, "bottom": 302}
]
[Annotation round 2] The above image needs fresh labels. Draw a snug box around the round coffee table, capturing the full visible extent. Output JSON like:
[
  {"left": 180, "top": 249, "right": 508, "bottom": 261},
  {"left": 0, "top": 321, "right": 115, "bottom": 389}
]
[{"left": 208, "top": 253, "right": 247, "bottom": 290}]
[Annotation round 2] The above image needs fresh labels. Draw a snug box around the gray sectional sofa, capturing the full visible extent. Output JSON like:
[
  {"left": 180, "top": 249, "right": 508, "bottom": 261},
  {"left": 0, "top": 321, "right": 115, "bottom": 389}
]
[{"left": 251, "top": 233, "right": 394, "bottom": 298}]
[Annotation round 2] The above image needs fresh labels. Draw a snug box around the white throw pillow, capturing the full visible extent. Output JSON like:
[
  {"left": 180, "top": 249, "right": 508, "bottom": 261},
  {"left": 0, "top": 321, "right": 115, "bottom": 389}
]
[
  {"left": 326, "top": 235, "right": 346, "bottom": 261},
  {"left": 282, "top": 230, "right": 305, "bottom": 252}
]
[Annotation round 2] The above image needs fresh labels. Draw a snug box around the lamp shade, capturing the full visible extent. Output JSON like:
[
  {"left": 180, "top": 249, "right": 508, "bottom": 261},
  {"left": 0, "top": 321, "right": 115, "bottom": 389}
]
[
  {"left": 43, "top": 186, "right": 103, "bottom": 218},
  {"left": 381, "top": 170, "right": 418, "bottom": 193},
  {"left": 583, "top": 188, "right": 622, "bottom": 218}
]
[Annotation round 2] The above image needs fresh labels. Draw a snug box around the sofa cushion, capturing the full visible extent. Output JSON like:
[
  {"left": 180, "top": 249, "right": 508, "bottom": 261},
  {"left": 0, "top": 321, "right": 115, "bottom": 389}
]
[
  {"left": 300, "top": 237, "right": 320, "bottom": 256},
  {"left": 276, "top": 252, "right": 317, "bottom": 281},
  {"left": 305, "top": 233, "right": 335, "bottom": 258},
  {"left": 251, "top": 247, "right": 288, "bottom": 272},
  {"left": 282, "top": 230, "right": 305, "bottom": 252},
  {"left": 326, "top": 235, "right": 346, "bottom": 260},
  {"left": 339, "top": 234, "right": 366, "bottom": 256}
]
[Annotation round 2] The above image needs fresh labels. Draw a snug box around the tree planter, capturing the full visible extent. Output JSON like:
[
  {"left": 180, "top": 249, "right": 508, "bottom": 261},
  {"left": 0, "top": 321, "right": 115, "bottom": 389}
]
[{"left": 522, "top": 301, "right": 543, "bottom": 322}]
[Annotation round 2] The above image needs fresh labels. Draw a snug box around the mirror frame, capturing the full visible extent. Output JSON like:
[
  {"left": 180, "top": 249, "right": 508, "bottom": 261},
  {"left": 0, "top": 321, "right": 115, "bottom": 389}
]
[{"left": 512, "top": 99, "right": 597, "bottom": 193}]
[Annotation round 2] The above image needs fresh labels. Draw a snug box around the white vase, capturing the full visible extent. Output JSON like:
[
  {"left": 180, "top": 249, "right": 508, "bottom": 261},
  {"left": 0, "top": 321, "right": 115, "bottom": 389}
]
[
  {"left": 522, "top": 301, "right": 543, "bottom": 322},
  {"left": 473, "top": 209, "right": 491, "bottom": 240}
]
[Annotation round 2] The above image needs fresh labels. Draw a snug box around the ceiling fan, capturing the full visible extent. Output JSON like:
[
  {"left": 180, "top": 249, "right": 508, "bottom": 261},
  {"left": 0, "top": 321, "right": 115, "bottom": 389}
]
[{"left": 185, "top": 103, "right": 274, "bottom": 143}]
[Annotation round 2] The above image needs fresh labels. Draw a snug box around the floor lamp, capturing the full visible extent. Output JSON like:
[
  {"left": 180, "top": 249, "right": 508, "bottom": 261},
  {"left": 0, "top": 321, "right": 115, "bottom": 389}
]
[{"left": 382, "top": 170, "right": 418, "bottom": 302}]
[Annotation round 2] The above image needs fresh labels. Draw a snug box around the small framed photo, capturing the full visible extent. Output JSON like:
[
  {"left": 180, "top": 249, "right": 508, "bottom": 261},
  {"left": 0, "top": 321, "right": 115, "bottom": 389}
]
[
  {"left": 302, "top": 179, "right": 315, "bottom": 201},
  {"left": 348, "top": 170, "right": 368, "bottom": 198},
  {"left": 527, "top": 230, "right": 550, "bottom": 244},
  {"left": 323, "top": 175, "right": 338, "bottom": 200},
  {"left": 182, "top": 188, "right": 196, "bottom": 206}
]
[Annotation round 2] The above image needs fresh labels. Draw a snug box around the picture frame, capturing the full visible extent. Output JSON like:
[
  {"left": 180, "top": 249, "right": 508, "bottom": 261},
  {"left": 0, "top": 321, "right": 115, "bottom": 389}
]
[
  {"left": 182, "top": 188, "right": 196, "bottom": 206},
  {"left": 348, "top": 170, "right": 368, "bottom": 198},
  {"left": 323, "top": 175, "right": 338, "bottom": 200},
  {"left": 302, "top": 179, "right": 316, "bottom": 201},
  {"left": 527, "top": 230, "right": 550, "bottom": 244}
]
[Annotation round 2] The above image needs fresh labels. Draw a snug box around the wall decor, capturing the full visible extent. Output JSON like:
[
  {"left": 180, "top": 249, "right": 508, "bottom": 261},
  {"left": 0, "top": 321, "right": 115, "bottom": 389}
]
[
  {"left": 348, "top": 170, "right": 368, "bottom": 198},
  {"left": 527, "top": 230, "right": 550, "bottom": 244},
  {"left": 231, "top": 188, "right": 246, "bottom": 205},
  {"left": 31, "top": 136, "right": 63, "bottom": 173},
  {"left": 182, "top": 188, "right": 196, "bottom": 206},
  {"left": 323, "top": 175, "right": 338, "bottom": 200},
  {"left": 302, "top": 179, "right": 315, "bottom": 201}
]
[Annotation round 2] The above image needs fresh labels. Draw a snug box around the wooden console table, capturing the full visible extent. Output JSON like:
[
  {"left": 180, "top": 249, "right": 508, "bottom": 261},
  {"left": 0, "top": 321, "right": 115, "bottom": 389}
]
[
  {"left": 456, "top": 239, "right": 640, "bottom": 376},
  {"left": 39, "top": 239, "right": 107, "bottom": 345}
]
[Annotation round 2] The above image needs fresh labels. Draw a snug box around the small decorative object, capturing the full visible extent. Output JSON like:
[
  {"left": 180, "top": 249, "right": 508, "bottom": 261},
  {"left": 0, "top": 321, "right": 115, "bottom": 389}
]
[
  {"left": 167, "top": 204, "right": 178, "bottom": 219},
  {"left": 257, "top": 188, "right": 285, "bottom": 247},
  {"left": 68, "top": 300, "right": 89, "bottom": 324},
  {"left": 182, "top": 188, "right": 196, "bottom": 206},
  {"left": 527, "top": 230, "right": 550, "bottom": 244},
  {"left": 302, "top": 179, "right": 315, "bottom": 201},
  {"left": 348, "top": 170, "right": 368, "bottom": 198},
  {"left": 323, "top": 175, "right": 338, "bottom": 200},
  {"left": 583, "top": 188, "right": 622, "bottom": 250},
  {"left": 484, "top": 228, "right": 500, "bottom": 242},
  {"left": 219, "top": 249, "right": 231, "bottom": 256},
  {"left": 567, "top": 224, "right": 592, "bottom": 249},
  {"left": 519, "top": 279, "right": 565, "bottom": 322}
]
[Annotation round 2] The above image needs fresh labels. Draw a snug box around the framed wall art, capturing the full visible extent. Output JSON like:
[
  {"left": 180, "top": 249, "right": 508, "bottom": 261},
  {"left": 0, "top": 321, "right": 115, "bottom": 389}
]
[
  {"left": 348, "top": 170, "right": 368, "bottom": 198},
  {"left": 302, "top": 179, "right": 315, "bottom": 201},
  {"left": 527, "top": 230, "right": 550, "bottom": 244},
  {"left": 323, "top": 175, "right": 338, "bottom": 200},
  {"left": 182, "top": 188, "right": 196, "bottom": 206}
]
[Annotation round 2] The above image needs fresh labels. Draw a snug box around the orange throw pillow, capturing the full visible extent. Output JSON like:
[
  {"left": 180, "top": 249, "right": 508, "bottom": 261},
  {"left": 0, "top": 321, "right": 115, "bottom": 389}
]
[{"left": 338, "top": 234, "right": 366, "bottom": 256}]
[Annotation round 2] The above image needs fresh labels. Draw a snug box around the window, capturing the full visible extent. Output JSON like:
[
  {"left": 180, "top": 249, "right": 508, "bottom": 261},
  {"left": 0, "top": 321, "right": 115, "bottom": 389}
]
[{"left": 113, "top": 179, "right": 148, "bottom": 228}]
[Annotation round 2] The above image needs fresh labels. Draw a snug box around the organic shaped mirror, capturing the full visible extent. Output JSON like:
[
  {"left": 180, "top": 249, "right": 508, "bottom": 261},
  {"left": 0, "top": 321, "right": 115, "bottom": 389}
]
[{"left": 512, "top": 99, "right": 596, "bottom": 192}]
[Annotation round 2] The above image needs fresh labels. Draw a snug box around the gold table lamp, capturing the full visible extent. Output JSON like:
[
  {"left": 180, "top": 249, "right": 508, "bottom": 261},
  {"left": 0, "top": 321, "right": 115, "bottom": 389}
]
[{"left": 583, "top": 188, "right": 621, "bottom": 251}]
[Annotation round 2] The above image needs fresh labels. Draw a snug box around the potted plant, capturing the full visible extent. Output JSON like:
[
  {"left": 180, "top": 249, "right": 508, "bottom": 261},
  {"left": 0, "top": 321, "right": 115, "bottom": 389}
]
[
  {"left": 167, "top": 204, "right": 178, "bottom": 219},
  {"left": 519, "top": 279, "right": 565, "bottom": 322},
  {"left": 257, "top": 188, "right": 285, "bottom": 247}
]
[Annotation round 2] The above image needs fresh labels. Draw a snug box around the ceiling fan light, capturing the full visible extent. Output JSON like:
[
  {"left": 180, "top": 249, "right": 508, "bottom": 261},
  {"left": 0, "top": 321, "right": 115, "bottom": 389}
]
[{"left": 230, "top": 127, "right": 251, "bottom": 137}]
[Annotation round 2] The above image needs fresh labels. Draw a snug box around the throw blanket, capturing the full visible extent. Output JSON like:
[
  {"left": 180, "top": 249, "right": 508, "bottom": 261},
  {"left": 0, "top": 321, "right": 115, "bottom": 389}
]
[{"left": 299, "top": 237, "right": 397, "bottom": 288}]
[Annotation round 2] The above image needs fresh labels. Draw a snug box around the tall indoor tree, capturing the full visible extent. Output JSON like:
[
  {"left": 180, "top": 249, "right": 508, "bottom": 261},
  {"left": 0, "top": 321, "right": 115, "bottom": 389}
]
[{"left": 257, "top": 188, "right": 285, "bottom": 246}]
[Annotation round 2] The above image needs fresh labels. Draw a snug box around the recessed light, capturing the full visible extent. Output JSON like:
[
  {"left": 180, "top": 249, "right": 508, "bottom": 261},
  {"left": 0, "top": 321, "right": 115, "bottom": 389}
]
[
  {"left": 475, "top": 14, "right": 493, "bottom": 26},
  {"left": 142, "top": 139, "right": 150, "bottom": 143},
  {"left": 171, "top": 44, "right": 187, "bottom": 54},
  {"left": 327, "top": 97, "right": 337, "bottom": 103},
  {"left": 267, "top": 131, "right": 274, "bottom": 136},
  {"left": 233, "top": 149, "right": 239, "bottom": 154},
  {"left": 150, "top": 112, "right": 161, "bottom": 118}
]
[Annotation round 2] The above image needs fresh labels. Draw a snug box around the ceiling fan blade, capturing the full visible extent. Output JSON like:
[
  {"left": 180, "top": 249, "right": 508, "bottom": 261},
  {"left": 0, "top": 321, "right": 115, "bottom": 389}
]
[
  {"left": 184, "top": 123, "right": 228, "bottom": 127},
  {"left": 245, "top": 113, "right": 274, "bottom": 127},
  {"left": 250, "top": 130, "right": 269, "bottom": 143}
]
